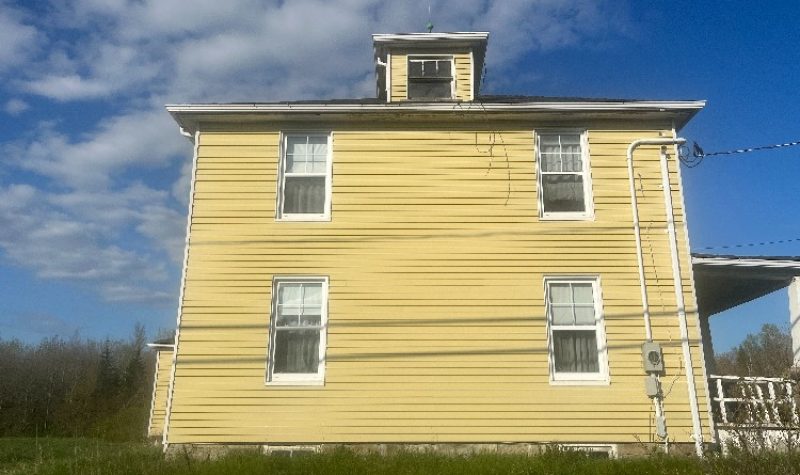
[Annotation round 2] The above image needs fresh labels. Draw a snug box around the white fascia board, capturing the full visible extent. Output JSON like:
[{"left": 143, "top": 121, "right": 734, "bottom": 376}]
[
  {"left": 372, "top": 32, "right": 489, "bottom": 42},
  {"left": 146, "top": 343, "right": 176, "bottom": 349},
  {"left": 166, "top": 100, "right": 706, "bottom": 114},
  {"left": 692, "top": 256, "right": 800, "bottom": 269}
]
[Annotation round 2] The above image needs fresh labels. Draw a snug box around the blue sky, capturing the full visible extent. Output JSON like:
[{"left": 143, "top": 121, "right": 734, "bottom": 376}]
[{"left": 0, "top": 0, "right": 798, "bottom": 353}]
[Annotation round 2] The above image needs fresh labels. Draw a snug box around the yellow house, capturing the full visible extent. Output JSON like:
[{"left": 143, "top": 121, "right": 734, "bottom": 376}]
[
  {"left": 146, "top": 339, "right": 175, "bottom": 439},
  {"left": 161, "top": 31, "right": 713, "bottom": 456}
]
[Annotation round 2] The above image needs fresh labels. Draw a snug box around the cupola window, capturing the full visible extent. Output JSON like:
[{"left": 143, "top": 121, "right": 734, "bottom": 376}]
[{"left": 407, "top": 56, "right": 453, "bottom": 100}]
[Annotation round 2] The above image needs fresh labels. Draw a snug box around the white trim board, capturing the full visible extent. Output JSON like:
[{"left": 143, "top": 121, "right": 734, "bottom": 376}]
[{"left": 692, "top": 256, "right": 800, "bottom": 269}]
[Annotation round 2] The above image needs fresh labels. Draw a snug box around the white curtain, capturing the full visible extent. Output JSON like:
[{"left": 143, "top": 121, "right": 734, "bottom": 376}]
[
  {"left": 283, "top": 135, "right": 327, "bottom": 214},
  {"left": 553, "top": 330, "right": 599, "bottom": 372},
  {"left": 284, "top": 176, "right": 325, "bottom": 213},
  {"left": 540, "top": 135, "right": 585, "bottom": 212},
  {"left": 273, "top": 330, "right": 320, "bottom": 373}
]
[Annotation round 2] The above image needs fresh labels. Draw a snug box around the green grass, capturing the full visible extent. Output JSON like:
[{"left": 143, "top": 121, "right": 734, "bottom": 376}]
[{"left": 1, "top": 438, "right": 799, "bottom": 475}]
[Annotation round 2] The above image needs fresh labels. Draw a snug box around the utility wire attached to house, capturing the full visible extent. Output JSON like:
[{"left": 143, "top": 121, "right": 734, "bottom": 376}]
[
  {"left": 679, "top": 138, "right": 800, "bottom": 168},
  {"left": 700, "top": 236, "right": 800, "bottom": 251}
]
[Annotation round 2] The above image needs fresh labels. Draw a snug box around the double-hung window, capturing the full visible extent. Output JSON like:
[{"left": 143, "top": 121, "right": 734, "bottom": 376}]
[
  {"left": 267, "top": 277, "right": 328, "bottom": 384},
  {"left": 545, "top": 278, "right": 608, "bottom": 383},
  {"left": 407, "top": 56, "right": 454, "bottom": 100},
  {"left": 537, "top": 131, "right": 593, "bottom": 219},
  {"left": 278, "top": 133, "right": 331, "bottom": 220}
]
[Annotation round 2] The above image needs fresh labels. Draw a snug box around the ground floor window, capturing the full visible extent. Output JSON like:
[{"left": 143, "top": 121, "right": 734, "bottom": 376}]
[
  {"left": 267, "top": 277, "right": 328, "bottom": 384},
  {"left": 545, "top": 277, "right": 609, "bottom": 383}
]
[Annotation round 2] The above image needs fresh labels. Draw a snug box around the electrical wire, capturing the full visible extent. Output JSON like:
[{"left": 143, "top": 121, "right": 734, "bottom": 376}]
[
  {"left": 699, "top": 236, "right": 800, "bottom": 251},
  {"left": 697, "top": 139, "right": 800, "bottom": 157},
  {"left": 679, "top": 138, "right": 800, "bottom": 168}
]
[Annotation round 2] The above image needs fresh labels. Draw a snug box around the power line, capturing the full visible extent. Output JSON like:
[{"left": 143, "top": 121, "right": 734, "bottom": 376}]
[
  {"left": 700, "top": 236, "right": 800, "bottom": 251},
  {"left": 679, "top": 138, "right": 800, "bottom": 168},
  {"left": 696, "top": 139, "right": 800, "bottom": 157}
]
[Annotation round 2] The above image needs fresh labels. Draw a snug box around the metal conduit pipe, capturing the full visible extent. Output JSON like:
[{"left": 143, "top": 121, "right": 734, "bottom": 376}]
[
  {"left": 626, "top": 138, "right": 703, "bottom": 457},
  {"left": 626, "top": 138, "right": 685, "bottom": 339}
]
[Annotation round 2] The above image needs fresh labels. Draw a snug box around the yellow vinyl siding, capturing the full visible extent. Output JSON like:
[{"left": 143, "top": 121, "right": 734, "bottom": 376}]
[
  {"left": 390, "top": 50, "right": 473, "bottom": 101},
  {"left": 389, "top": 53, "right": 406, "bottom": 102},
  {"left": 166, "top": 125, "right": 711, "bottom": 445},
  {"left": 148, "top": 348, "right": 173, "bottom": 437},
  {"left": 454, "top": 52, "right": 472, "bottom": 100}
]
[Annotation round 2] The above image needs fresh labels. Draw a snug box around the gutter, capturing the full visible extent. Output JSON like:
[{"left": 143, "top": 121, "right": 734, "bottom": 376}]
[{"left": 166, "top": 100, "right": 706, "bottom": 114}]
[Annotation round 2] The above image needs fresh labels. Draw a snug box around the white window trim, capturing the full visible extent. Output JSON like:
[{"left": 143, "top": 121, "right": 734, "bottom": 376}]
[
  {"left": 276, "top": 132, "right": 333, "bottom": 222},
  {"left": 535, "top": 130, "right": 595, "bottom": 221},
  {"left": 544, "top": 276, "right": 609, "bottom": 385},
  {"left": 266, "top": 276, "right": 329, "bottom": 386},
  {"left": 406, "top": 54, "right": 455, "bottom": 101}
]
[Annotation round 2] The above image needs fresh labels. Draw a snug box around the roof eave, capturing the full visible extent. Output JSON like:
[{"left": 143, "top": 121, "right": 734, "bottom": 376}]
[
  {"left": 372, "top": 32, "right": 490, "bottom": 43},
  {"left": 691, "top": 255, "right": 800, "bottom": 270},
  {"left": 147, "top": 343, "right": 175, "bottom": 349},
  {"left": 166, "top": 100, "right": 705, "bottom": 135}
]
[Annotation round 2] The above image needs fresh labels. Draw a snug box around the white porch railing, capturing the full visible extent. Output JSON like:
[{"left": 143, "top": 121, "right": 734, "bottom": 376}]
[{"left": 710, "top": 375, "right": 799, "bottom": 427}]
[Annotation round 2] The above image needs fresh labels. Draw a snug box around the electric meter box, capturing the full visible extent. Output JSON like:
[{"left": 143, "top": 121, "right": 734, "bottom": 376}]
[{"left": 642, "top": 341, "right": 664, "bottom": 373}]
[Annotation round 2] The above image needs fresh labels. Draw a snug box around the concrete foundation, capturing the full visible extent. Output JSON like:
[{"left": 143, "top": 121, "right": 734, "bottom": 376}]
[{"left": 164, "top": 441, "right": 708, "bottom": 459}]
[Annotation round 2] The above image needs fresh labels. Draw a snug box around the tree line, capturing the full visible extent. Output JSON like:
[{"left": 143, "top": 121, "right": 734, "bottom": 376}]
[
  {"left": 0, "top": 324, "right": 167, "bottom": 441},
  {"left": 714, "top": 323, "right": 794, "bottom": 378}
]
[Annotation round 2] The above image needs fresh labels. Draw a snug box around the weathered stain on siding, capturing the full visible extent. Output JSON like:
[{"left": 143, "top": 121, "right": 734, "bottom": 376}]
[
  {"left": 166, "top": 124, "right": 711, "bottom": 445},
  {"left": 390, "top": 51, "right": 472, "bottom": 101},
  {"left": 148, "top": 348, "right": 173, "bottom": 437}
]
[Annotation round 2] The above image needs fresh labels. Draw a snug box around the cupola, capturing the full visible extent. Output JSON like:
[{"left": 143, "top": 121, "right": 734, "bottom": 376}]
[{"left": 372, "top": 32, "right": 489, "bottom": 103}]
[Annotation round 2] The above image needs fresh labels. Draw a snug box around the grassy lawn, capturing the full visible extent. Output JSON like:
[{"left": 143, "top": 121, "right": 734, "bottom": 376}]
[{"left": 1, "top": 437, "right": 799, "bottom": 475}]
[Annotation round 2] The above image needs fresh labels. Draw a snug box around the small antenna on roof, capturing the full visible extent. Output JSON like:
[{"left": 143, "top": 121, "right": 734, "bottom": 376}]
[{"left": 426, "top": 3, "right": 434, "bottom": 32}]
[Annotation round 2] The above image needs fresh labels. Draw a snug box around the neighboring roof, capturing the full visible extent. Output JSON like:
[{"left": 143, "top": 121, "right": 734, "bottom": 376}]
[
  {"left": 147, "top": 337, "right": 175, "bottom": 349},
  {"left": 166, "top": 97, "right": 705, "bottom": 135},
  {"left": 691, "top": 253, "right": 800, "bottom": 317},
  {"left": 692, "top": 254, "right": 800, "bottom": 268}
]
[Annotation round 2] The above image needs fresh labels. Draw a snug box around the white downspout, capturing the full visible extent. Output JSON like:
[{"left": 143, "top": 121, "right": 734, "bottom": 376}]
[
  {"left": 162, "top": 128, "right": 200, "bottom": 451},
  {"left": 658, "top": 145, "right": 704, "bottom": 457}
]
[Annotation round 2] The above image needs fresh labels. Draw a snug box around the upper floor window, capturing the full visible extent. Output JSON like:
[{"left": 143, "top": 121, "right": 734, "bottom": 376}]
[
  {"left": 267, "top": 277, "right": 328, "bottom": 385},
  {"left": 407, "top": 56, "right": 453, "bottom": 100},
  {"left": 278, "top": 133, "right": 331, "bottom": 221},
  {"left": 545, "top": 277, "right": 608, "bottom": 384},
  {"left": 537, "top": 131, "right": 593, "bottom": 219}
]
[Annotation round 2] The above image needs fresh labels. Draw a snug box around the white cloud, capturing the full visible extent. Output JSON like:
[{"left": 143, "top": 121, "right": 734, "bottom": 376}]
[
  {"left": 0, "top": 183, "right": 179, "bottom": 303},
  {"left": 0, "top": 0, "right": 632, "bottom": 307},
  {"left": 14, "top": 108, "right": 190, "bottom": 189},
  {"left": 0, "top": 5, "right": 40, "bottom": 72},
  {"left": 17, "top": 0, "right": 629, "bottom": 102},
  {"left": 4, "top": 98, "right": 29, "bottom": 115},
  {"left": 25, "top": 74, "right": 114, "bottom": 101}
]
